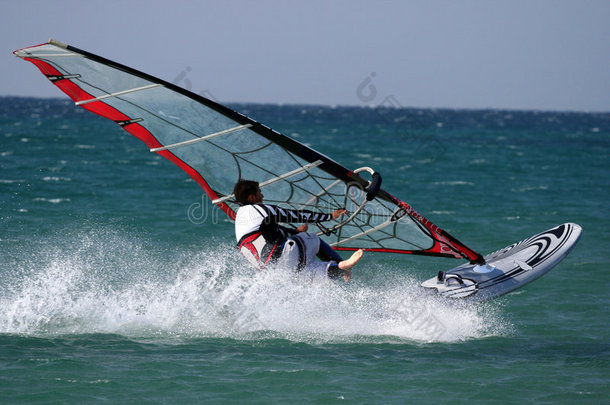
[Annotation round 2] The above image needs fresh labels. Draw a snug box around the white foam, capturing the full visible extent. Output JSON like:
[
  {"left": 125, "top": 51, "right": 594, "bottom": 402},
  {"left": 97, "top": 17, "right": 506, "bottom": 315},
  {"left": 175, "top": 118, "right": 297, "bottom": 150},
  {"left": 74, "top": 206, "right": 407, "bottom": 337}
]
[
  {"left": 41, "top": 176, "right": 72, "bottom": 182},
  {"left": 32, "top": 197, "right": 71, "bottom": 204},
  {"left": 0, "top": 230, "right": 511, "bottom": 343},
  {"left": 0, "top": 179, "right": 25, "bottom": 184}
]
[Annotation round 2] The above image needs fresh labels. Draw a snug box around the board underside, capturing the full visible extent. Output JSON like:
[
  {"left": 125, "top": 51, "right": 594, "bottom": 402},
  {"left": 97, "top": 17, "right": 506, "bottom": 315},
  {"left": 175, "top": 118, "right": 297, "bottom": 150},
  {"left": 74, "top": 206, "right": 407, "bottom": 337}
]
[{"left": 421, "top": 223, "right": 582, "bottom": 301}]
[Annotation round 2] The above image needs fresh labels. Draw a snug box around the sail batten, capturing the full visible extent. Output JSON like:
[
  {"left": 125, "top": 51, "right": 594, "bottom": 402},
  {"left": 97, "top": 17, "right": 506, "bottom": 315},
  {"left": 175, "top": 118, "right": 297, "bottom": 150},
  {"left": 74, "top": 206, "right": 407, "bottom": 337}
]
[
  {"left": 151, "top": 124, "right": 253, "bottom": 152},
  {"left": 14, "top": 40, "right": 485, "bottom": 263},
  {"left": 212, "top": 160, "right": 324, "bottom": 205},
  {"left": 75, "top": 83, "right": 161, "bottom": 105}
]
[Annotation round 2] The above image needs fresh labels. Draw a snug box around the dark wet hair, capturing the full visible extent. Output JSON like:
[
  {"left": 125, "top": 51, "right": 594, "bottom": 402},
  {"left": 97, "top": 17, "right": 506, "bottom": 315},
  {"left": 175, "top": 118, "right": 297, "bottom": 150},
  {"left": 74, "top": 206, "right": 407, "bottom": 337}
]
[{"left": 233, "top": 179, "right": 259, "bottom": 205}]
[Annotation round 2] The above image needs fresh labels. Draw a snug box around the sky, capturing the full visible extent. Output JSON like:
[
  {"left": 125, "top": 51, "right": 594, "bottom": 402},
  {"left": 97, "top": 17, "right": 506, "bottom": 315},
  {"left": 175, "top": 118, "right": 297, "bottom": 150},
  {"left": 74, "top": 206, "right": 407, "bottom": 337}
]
[{"left": 2, "top": 0, "right": 609, "bottom": 112}]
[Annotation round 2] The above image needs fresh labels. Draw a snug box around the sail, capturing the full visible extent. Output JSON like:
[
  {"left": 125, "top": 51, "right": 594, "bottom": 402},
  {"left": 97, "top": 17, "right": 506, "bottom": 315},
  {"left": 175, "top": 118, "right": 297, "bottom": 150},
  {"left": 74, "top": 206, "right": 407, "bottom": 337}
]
[{"left": 14, "top": 40, "right": 484, "bottom": 264}]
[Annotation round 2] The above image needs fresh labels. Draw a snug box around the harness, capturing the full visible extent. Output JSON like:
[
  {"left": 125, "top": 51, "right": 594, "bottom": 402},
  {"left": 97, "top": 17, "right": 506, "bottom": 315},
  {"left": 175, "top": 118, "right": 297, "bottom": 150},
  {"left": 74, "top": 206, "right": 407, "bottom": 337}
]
[
  {"left": 237, "top": 204, "right": 293, "bottom": 270},
  {"left": 238, "top": 230, "right": 281, "bottom": 269}
]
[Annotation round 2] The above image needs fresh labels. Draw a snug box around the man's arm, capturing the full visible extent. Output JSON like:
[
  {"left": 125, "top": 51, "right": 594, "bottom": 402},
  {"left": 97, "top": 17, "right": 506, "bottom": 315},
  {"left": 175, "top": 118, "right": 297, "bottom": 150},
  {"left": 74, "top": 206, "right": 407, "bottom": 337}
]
[{"left": 263, "top": 204, "right": 342, "bottom": 224}]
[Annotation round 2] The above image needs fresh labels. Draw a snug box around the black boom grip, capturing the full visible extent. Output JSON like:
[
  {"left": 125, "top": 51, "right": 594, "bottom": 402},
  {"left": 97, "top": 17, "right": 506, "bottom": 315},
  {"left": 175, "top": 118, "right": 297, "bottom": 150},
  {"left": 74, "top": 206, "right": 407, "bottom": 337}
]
[{"left": 365, "top": 172, "right": 382, "bottom": 201}]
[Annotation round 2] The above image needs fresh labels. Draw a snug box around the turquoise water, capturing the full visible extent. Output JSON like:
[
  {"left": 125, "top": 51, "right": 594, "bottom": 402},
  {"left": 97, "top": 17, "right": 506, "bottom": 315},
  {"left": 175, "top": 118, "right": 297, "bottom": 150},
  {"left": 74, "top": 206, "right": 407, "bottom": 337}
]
[{"left": 1, "top": 97, "right": 608, "bottom": 403}]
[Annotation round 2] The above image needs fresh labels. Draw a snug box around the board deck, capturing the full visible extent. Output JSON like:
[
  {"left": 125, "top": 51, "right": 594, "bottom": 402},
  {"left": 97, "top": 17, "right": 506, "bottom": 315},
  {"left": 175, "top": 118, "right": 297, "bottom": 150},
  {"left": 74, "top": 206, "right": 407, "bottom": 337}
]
[{"left": 421, "top": 223, "right": 582, "bottom": 301}]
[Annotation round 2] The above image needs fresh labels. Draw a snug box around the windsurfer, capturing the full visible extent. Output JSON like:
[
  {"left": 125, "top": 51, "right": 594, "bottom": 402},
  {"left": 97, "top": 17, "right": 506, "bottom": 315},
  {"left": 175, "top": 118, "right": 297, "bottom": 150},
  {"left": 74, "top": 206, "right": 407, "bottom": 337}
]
[{"left": 233, "top": 180, "right": 363, "bottom": 281}]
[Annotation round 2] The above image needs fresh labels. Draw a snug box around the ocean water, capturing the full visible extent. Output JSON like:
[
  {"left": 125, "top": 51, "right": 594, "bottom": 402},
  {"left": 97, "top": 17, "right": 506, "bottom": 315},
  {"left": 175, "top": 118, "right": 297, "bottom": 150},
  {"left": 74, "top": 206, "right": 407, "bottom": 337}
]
[{"left": 0, "top": 97, "right": 608, "bottom": 403}]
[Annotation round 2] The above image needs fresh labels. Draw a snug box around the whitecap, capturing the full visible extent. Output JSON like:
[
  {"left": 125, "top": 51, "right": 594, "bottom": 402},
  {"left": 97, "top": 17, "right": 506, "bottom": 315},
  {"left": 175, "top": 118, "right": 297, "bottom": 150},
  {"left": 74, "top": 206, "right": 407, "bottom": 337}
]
[
  {"left": 42, "top": 176, "right": 71, "bottom": 182},
  {"left": 33, "top": 197, "right": 71, "bottom": 204},
  {"left": 433, "top": 181, "right": 475, "bottom": 186}
]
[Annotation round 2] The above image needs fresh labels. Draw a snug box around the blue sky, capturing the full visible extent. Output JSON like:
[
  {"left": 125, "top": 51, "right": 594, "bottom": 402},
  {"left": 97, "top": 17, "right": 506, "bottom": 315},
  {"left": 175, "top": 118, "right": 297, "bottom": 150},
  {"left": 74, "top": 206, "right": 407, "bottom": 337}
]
[{"left": 2, "top": 0, "right": 609, "bottom": 111}]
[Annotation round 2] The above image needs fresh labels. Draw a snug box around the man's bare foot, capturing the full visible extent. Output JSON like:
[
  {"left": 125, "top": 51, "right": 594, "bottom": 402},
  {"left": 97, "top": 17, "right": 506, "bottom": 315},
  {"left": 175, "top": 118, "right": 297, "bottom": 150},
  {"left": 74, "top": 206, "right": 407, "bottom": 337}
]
[{"left": 338, "top": 249, "right": 364, "bottom": 271}]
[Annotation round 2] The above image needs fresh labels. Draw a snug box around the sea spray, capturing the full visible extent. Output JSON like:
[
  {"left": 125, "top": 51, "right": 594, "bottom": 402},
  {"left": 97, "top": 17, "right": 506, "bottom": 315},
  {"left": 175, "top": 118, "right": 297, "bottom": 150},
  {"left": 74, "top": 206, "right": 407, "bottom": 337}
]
[{"left": 0, "top": 227, "right": 511, "bottom": 342}]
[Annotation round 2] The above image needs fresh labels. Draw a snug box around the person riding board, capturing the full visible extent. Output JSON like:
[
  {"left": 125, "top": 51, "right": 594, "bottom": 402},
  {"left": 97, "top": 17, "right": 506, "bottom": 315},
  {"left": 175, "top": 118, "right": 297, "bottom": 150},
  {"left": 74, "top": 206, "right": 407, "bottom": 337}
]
[{"left": 233, "top": 180, "right": 364, "bottom": 281}]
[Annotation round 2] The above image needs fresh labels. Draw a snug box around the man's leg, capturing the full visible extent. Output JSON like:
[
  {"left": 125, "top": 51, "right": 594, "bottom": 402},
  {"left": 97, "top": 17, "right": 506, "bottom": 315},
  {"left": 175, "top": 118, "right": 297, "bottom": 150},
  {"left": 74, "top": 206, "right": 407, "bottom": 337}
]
[{"left": 317, "top": 238, "right": 343, "bottom": 263}]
